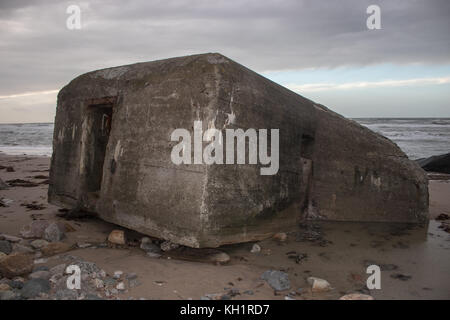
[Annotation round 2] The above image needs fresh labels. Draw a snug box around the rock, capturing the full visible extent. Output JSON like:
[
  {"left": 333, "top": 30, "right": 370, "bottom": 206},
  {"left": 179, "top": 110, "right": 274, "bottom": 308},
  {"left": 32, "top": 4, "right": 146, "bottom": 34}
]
[
  {"left": 32, "top": 265, "right": 49, "bottom": 272},
  {"left": 273, "top": 232, "right": 287, "bottom": 242},
  {"left": 43, "top": 222, "right": 65, "bottom": 242},
  {"left": 0, "top": 283, "right": 11, "bottom": 291},
  {"left": 0, "top": 253, "right": 34, "bottom": 277},
  {"left": 108, "top": 230, "right": 126, "bottom": 245},
  {"left": 250, "top": 243, "right": 261, "bottom": 253},
  {"left": 210, "top": 252, "right": 230, "bottom": 264},
  {"left": 261, "top": 270, "right": 290, "bottom": 291},
  {"left": 307, "top": 277, "right": 332, "bottom": 292},
  {"left": 8, "top": 279, "right": 24, "bottom": 289},
  {"left": 116, "top": 282, "right": 125, "bottom": 290},
  {"left": 0, "top": 252, "right": 6, "bottom": 259},
  {"left": 20, "top": 220, "right": 50, "bottom": 239},
  {"left": 77, "top": 242, "right": 92, "bottom": 248},
  {"left": 34, "top": 258, "right": 47, "bottom": 264},
  {"left": 30, "top": 239, "right": 49, "bottom": 250},
  {"left": 12, "top": 243, "right": 34, "bottom": 254},
  {"left": 21, "top": 278, "right": 51, "bottom": 299},
  {"left": 340, "top": 293, "right": 375, "bottom": 300},
  {"left": 1, "top": 234, "right": 22, "bottom": 243},
  {"left": 416, "top": 153, "right": 450, "bottom": 174},
  {"left": 140, "top": 238, "right": 161, "bottom": 254},
  {"left": 29, "top": 270, "right": 51, "bottom": 280},
  {"left": 0, "top": 290, "right": 16, "bottom": 300},
  {"left": 50, "top": 263, "right": 67, "bottom": 276},
  {"left": 54, "top": 289, "right": 78, "bottom": 300},
  {"left": 0, "top": 240, "right": 12, "bottom": 255},
  {"left": 92, "top": 278, "right": 104, "bottom": 289},
  {"left": 160, "top": 240, "right": 179, "bottom": 252},
  {"left": 113, "top": 270, "right": 123, "bottom": 279},
  {"left": 41, "top": 242, "right": 72, "bottom": 257},
  {"left": 0, "top": 178, "right": 10, "bottom": 190},
  {"left": 146, "top": 252, "right": 162, "bottom": 258}
]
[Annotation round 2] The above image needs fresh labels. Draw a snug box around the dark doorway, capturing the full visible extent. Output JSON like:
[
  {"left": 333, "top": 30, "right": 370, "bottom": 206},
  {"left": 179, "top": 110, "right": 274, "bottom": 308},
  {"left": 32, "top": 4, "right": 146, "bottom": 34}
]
[{"left": 84, "top": 104, "right": 113, "bottom": 193}]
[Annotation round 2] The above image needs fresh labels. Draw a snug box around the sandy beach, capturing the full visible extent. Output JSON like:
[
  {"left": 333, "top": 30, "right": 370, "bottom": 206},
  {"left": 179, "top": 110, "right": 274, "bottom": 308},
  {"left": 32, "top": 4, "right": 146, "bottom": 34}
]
[{"left": 1, "top": 153, "right": 449, "bottom": 300}]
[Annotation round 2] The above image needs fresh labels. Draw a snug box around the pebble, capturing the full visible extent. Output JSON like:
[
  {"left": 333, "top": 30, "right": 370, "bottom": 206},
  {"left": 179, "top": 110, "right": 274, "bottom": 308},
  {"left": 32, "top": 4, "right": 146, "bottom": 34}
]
[
  {"left": 1, "top": 235, "right": 22, "bottom": 243},
  {"left": 21, "top": 278, "right": 51, "bottom": 299},
  {"left": 93, "top": 278, "right": 104, "bottom": 289},
  {"left": 250, "top": 243, "right": 261, "bottom": 253},
  {"left": 307, "top": 277, "right": 332, "bottom": 292},
  {"left": 108, "top": 230, "right": 126, "bottom": 245},
  {"left": 0, "top": 283, "right": 11, "bottom": 291},
  {"left": 261, "top": 270, "right": 290, "bottom": 291},
  {"left": 116, "top": 282, "right": 125, "bottom": 290},
  {"left": 210, "top": 252, "right": 230, "bottom": 264},
  {"left": 43, "top": 222, "right": 66, "bottom": 242},
  {"left": 0, "top": 290, "right": 16, "bottom": 300},
  {"left": 50, "top": 263, "right": 66, "bottom": 276},
  {"left": 113, "top": 270, "right": 123, "bottom": 279},
  {"left": 12, "top": 243, "right": 34, "bottom": 254},
  {"left": 340, "top": 293, "right": 374, "bottom": 300},
  {"left": 29, "top": 270, "right": 51, "bottom": 280},
  {"left": 0, "top": 240, "right": 12, "bottom": 255},
  {"left": 41, "top": 242, "right": 71, "bottom": 256},
  {"left": 30, "top": 239, "right": 49, "bottom": 249},
  {"left": 273, "top": 232, "right": 287, "bottom": 242},
  {"left": 160, "top": 240, "right": 179, "bottom": 252},
  {"left": 0, "top": 252, "right": 34, "bottom": 277}
]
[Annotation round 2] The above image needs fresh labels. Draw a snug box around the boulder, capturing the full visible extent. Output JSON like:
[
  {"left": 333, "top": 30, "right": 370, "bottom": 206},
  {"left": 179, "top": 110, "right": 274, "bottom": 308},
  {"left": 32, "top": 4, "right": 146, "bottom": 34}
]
[
  {"left": 21, "top": 278, "right": 51, "bottom": 299},
  {"left": 20, "top": 220, "right": 50, "bottom": 239},
  {"left": 0, "top": 253, "right": 34, "bottom": 277},
  {"left": 43, "top": 222, "right": 65, "bottom": 242},
  {"left": 416, "top": 153, "right": 450, "bottom": 174}
]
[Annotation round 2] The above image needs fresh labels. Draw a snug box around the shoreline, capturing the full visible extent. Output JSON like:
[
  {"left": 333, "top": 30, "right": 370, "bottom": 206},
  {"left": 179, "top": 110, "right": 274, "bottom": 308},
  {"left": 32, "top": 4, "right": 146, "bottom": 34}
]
[{"left": 1, "top": 153, "right": 450, "bottom": 300}]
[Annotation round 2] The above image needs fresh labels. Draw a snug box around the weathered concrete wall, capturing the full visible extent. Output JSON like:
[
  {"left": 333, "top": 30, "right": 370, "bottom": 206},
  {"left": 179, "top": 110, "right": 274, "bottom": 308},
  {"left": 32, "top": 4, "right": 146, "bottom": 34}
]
[{"left": 49, "top": 53, "right": 428, "bottom": 248}]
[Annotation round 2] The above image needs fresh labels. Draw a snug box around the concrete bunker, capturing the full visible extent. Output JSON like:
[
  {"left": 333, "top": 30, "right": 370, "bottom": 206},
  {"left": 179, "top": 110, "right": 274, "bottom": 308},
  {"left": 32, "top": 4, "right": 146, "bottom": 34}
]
[{"left": 49, "top": 53, "right": 429, "bottom": 248}]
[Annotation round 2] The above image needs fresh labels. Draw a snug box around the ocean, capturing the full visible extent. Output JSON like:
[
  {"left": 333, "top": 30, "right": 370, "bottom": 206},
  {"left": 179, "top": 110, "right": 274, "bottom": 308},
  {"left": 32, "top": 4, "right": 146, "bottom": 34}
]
[{"left": 0, "top": 119, "right": 449, "bottom": 159}]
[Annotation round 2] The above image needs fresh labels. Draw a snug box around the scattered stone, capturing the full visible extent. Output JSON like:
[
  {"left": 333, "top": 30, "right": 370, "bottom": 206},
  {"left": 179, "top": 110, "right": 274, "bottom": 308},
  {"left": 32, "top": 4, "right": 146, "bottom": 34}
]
[
  {"left": 30, "top": 239, "right": 49, "bottom": 250},
  {"left": 43, "top": 222, "right": 65, "bottom": 242},
  {"left": 29, "top": 270, "right": 51, "bottom": 280},
  {"left": 436, "top": 213, "right": 449, "bottom": 221},
  {"left": 243, "top": 290, "right": 254, "bottom": 295},
  {"left": 340, "top": 293, "right": 375, "bottom": 300},
  {"left": 0, "top": 178, "right": 10, "bottom": 190},
  {"left": 32, "top": 265, "right": 49, "bottom": 272},
  {"left": 20, "top": 220, "right": 50, "bottom": 239},
  {"left": 41, "top": 242, "right": 72, "bottom": 257},
  {"left": 92, "top": 278, "right": 104, "bottom": 289},
  {"left": 5, "top": 179, "right": 39, "bottom": 187},
  {"left": 273, "top": 232, "right": 287, "bottom": 242},
  {"left": 0, "top": 240, "right": 13, "bottom": 255},
  {"left": 77, "top": 242, "right": 92, "bottom": 248},
  {"left": 116, "top": 282, "right": 125, "bottom": 290},
  {"left": 160, "top": 240, "right": 179, "bottom": 252},
  {"left": 21, "top": 278, "right": 51, "bottom": 299},
  {"left": 0, "top": 253, "right": 34, "bottom": 277},
  {"left": 21, "top": 202, "right": 46, "bottom": 211},
  {"left": 261, "top": 270, "right": 290, "bottom": 291},
  {"left": 54, "top": 289, "right": 78, "bottom": 300},
  {"left": 1, "top": 234, "right": 21, "bottom": 243},
  {"left": 113, "top": 270, "right": 123, "bottom": 279},
  {"left": 250, "top": 243, "right": 261, "bottom": 253},
  {"left": 0, "top": 290, "right": 16, "bottom": 300},
  {"left": 146, "top": 252, "right": 162, "bottom": 258},
  {"left": 210, "top": 252, "right": 230, "bottom": 264},
  {"left": 9, "top": 279, "right": 24, "bottom": 289},
  {"left": 307, "top": 277, "right": 332, "bottom": 292},
  {"left": 34, "top": 258, "right": 47, "bottom": 264},
  {"left": 0, "top": 252, "right": 6, "bottom": 259},
  {"left": 287, "top": 252, "right": 308, "bottom": 264},
  {"left": 0, "top": 283, "right": 11, "bottom": 291},
  {"left": 390, "top": 273, "right": 412, "bottom": 281},
  {"left": 108, "top": 230, "right": 126, "bottom": 245},
  {"left": 12, "top": 243, "right": 34, "bottom": 254},
  {"left": 140, "top": 238, "right": 161, "bottom": 254}
]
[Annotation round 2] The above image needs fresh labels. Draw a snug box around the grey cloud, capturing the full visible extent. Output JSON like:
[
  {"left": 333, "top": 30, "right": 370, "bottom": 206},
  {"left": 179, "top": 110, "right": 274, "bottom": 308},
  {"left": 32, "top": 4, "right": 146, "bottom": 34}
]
[{"left": 0, "top": 0, "right": 449, "bottom": 96}]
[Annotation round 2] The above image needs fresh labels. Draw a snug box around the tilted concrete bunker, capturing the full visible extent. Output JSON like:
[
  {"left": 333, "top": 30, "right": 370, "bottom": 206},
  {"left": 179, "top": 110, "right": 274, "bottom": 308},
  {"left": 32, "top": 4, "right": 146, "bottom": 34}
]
[{"left": 49, "top": 53, "right": 428, "bottom": 248}]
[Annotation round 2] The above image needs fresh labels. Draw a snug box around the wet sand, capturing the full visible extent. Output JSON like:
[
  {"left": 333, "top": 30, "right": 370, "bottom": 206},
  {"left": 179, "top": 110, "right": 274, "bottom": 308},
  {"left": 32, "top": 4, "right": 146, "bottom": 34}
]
[{"left": 1, "top": 153, "right": 449, "bottom": 300}]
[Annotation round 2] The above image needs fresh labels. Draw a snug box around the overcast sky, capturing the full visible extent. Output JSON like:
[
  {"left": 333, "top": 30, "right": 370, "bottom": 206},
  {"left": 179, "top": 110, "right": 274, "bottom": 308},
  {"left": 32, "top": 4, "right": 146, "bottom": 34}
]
[{"left": 1, "top": 0, "right": 449, "bottom": 123}]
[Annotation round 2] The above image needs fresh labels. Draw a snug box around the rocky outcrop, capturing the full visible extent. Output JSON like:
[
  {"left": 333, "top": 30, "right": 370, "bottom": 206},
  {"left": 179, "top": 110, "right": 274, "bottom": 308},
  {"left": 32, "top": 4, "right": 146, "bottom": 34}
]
[
  {"left": 416, "top": 153, "right": 450, "bottom": 174},
  {"left": 49, "top": 53, "right": 428, "bottom": 248}
]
